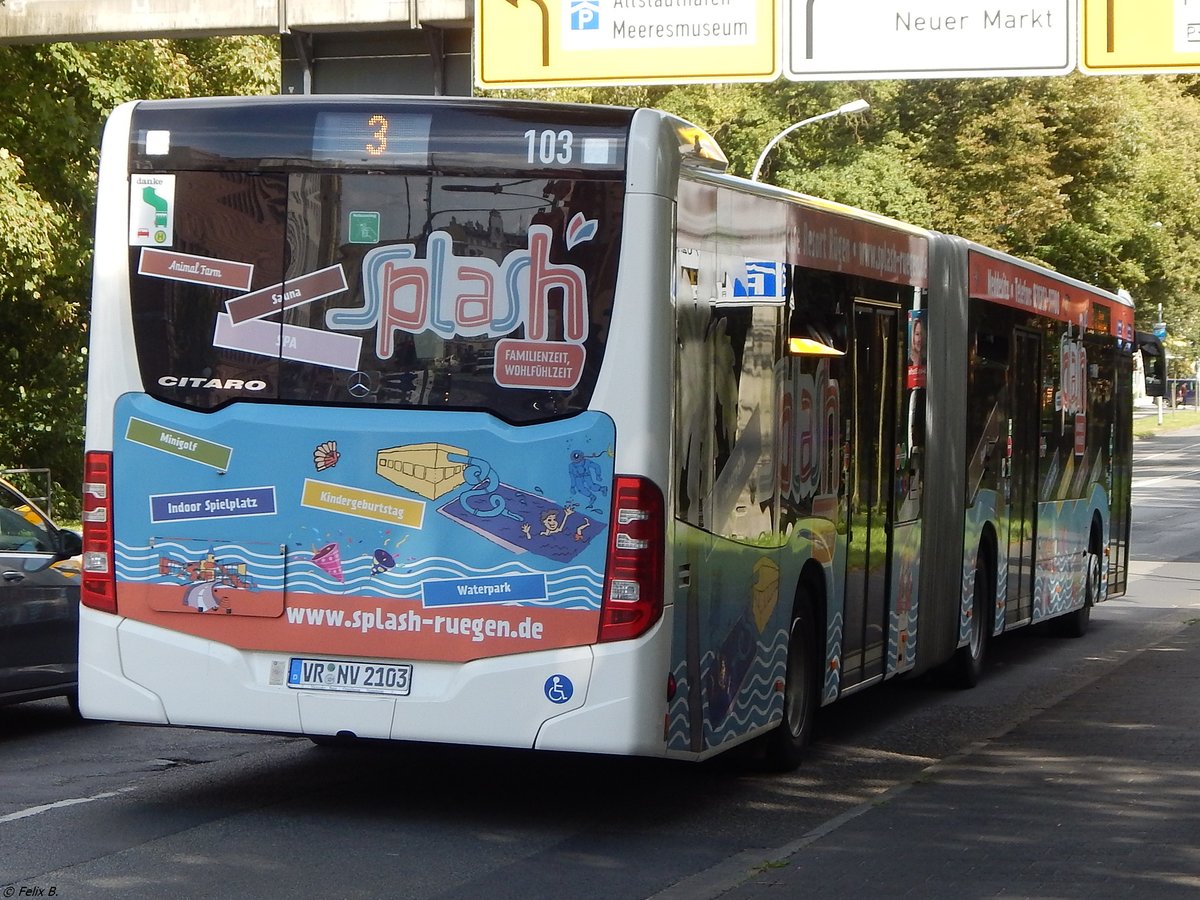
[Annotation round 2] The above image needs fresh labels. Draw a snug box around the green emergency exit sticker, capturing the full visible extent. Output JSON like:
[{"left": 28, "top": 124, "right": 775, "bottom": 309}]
[
  {"left": 126, "top": 418, "right": 233, "bottom": 470},
  {"left": 349, "top": 211, "right": 381, "bottom": 244}
]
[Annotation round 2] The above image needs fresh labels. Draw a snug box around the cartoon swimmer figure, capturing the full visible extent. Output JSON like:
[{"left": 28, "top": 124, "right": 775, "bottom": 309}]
[{"left": 540, "top": 503, "right": 577, "bottom": 536}]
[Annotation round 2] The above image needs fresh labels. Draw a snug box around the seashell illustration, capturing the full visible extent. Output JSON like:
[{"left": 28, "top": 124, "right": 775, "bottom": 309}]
[{"left": 313, "top": 440, "right": 341, "bottom": 471}]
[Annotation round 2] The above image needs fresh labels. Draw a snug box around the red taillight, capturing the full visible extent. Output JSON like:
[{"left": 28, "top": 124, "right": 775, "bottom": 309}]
[
  {"left": 82, "top": 451, "right": 117, "bottom": 614},
  {"left": 599, "top": 475, "right": 665, "bottom": 643}
]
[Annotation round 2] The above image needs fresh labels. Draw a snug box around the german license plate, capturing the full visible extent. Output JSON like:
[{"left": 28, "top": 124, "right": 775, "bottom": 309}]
[{"left": 287, "top": 657, "right": 412, "bottom": 696}]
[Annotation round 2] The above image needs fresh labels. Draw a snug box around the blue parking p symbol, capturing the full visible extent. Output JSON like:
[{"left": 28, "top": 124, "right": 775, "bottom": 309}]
[{"left": 570, "top": 0, "right": 601, "bottom": 31}]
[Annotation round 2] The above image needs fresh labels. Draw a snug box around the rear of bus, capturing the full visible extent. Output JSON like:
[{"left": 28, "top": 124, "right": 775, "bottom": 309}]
[{"left": 80, "top": 97, "right": 675, "bottom": 754}]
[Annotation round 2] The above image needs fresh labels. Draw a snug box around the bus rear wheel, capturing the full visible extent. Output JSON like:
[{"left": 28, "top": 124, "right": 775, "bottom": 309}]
[
  {"left": 947, "top": 552, "right": 990, "bottom": 689},
  {"left": 763, "top": 602, "right": 818, "bottom": 771},
  {"left": 1055, "top": 536, "right": 1099, "bottom": 639}
]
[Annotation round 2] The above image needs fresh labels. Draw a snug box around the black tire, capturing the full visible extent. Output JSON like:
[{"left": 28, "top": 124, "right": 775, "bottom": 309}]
[
  {"left": 947, "top": 552, "right": 990, "bottom": 689},
  {"left": 1055, "top": 536, "right": 1099, "bottom": 639},
  {"left": 763, "top": 602, "right": 819, "bottom": 771},
  {"left": 310, "top": 734, "right": 355, "bottom": 748}
]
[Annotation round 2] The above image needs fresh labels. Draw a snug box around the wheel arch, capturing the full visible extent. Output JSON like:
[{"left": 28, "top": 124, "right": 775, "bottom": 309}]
[
  {"left": 977, "top": 521, "right": 1000, "bottom": 637},
  {"left": 760, "top": 558, "right": 826, "bottom": 770},
  {"left": 795, "top": 558, "right": 828, "bottom": 698}
]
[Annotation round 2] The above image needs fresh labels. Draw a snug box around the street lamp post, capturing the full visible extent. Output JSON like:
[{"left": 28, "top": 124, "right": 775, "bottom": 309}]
[{"left": 750, "top": 98, "right": 870, "bottom": 183}]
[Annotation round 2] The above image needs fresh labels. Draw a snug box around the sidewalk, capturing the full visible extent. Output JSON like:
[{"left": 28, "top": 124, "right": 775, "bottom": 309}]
[{"left": 721, "top": 621, "right": 1200, "bottom": 899}]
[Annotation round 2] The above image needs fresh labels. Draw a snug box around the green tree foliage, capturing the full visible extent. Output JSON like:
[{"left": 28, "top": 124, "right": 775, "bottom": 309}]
[
  {"left": 0, "top": 37, "right": 277, "bottom": 515},
  {"left": 8, "top": 54, "right": 1200, "bottom": 513}
]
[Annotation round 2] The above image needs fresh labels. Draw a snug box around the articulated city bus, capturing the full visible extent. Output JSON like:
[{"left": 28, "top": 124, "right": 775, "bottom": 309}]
[{"left": 80, "top": 96, "right": 1163, "bottom": 767}]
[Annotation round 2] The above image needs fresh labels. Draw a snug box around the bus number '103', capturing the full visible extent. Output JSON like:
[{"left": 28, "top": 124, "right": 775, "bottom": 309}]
[{"left": 525, "top": 128, "right": 574, "bottom": 164}]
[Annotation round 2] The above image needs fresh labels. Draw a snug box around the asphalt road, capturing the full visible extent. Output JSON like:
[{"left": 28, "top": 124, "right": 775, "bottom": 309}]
[{"left": 3, "top": 428, "right": 1199, "bottom": 899}]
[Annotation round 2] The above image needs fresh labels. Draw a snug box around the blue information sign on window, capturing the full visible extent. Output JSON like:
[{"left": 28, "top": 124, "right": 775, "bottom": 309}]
[
  {"left": 422, "top": 574, "right": 548, "bottom": 608},
  {"left": 149, "top": 486, "right": 277, "bottom": 523}
]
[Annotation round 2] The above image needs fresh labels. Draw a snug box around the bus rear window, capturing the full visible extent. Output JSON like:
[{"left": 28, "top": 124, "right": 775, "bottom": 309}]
[{"left": 128, "top": 172, "right": 624, "bottom": 423}]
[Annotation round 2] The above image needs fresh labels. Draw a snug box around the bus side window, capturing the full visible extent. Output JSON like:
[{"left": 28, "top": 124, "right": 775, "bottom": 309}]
[
  {"left": 675, "top": 299, "right": 713, "bottom": 529},
  {"left": 710, "top": 306, "right": 779, "bottom": 541},
  {"left": 1137, "top": 331, "right": 1167, "bottom": 398}
]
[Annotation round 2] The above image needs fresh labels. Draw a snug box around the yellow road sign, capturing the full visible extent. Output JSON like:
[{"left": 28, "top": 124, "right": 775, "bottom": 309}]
[
  {"left": 475, "top": 0, "right": 779, "bottom": 89},
  {"left": 1081, "top": 0, "right": 1200, "bottom": 73}
]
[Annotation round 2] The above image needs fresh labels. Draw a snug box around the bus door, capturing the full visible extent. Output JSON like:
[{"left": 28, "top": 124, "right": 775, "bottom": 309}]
[
  {"left": 842, "top": 301, "right": 900, "bottom": 688},
  {"left": 1005, "top": 327, "right": 1041, "bottom": 625},
  {"left": 1107, "top": 349, "right": 1133, "bottom": 595}
]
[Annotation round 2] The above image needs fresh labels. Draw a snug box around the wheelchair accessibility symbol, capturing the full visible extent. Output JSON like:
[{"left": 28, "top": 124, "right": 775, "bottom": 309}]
[{"left": 544, "top": 674, "right": 574, "bottom": 704}]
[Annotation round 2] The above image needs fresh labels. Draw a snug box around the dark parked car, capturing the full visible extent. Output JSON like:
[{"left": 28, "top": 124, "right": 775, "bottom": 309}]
[{"left": 0, "top": 475, "right": 82, "bottom": 709}]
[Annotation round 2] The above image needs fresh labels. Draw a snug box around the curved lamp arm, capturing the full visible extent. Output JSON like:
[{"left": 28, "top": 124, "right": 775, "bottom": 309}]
[{"left": 750, "top": 99, "right": 869, "bottom": 183}]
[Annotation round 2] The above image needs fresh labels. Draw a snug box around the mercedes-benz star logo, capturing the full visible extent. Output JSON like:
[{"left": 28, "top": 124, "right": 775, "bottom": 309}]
[{"left": 347, "top": 371, "right": 372, "bottom": 398}]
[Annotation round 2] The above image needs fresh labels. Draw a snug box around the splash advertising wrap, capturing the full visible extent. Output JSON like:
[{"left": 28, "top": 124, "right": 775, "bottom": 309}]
[{"left": 112, "top": 401, "right": 614, "bottom": 662}]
